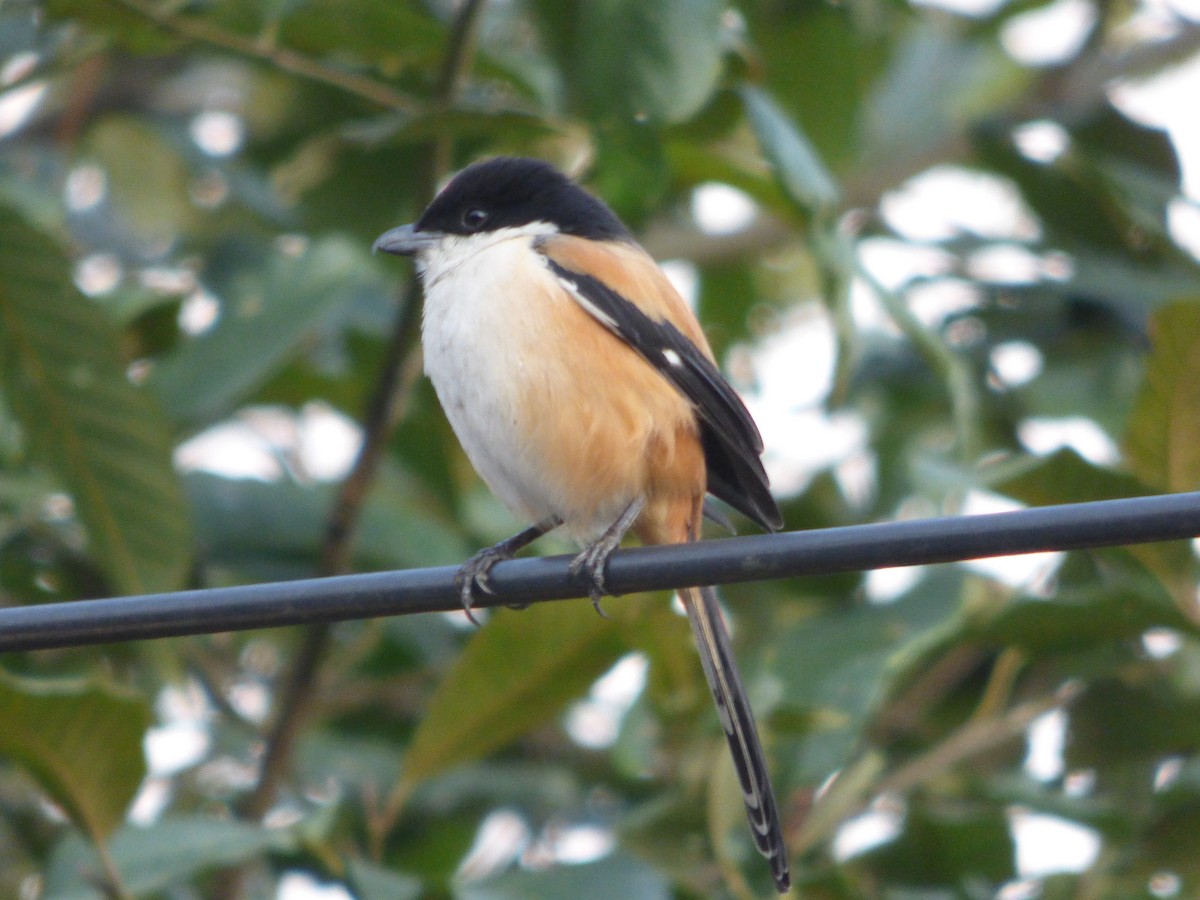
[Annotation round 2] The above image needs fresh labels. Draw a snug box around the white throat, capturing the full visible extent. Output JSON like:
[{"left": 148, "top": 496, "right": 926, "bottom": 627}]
[{"left": 416, "top": 221, "right": 558, "bottom": 289}]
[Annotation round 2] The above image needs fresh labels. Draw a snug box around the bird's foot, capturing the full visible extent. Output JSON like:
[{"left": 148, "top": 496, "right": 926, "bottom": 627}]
[
  {"left": 568, "top": 498, "right": 645, "bottom": 617},
  {"left": 568, "top": 538, "right": 620, "bottom": 618},
  {"left": 455, "top": 517, "right": 563, "bottom": 626},
  {"left": 455, "top": 546, "right": 510, "bottom": 626}
]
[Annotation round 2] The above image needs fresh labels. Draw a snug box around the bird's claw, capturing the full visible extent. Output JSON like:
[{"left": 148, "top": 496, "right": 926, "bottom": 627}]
[
  {"left": 569, "top": 543, "right": 613, "bottom": 618},
  {"left": 455, "top": 547, "right": 508, "bottom": 626}
]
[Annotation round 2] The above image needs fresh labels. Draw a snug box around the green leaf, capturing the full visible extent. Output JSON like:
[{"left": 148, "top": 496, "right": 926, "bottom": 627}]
[
  {"left": 1125, "top": 301, "right": 1200, "bottom": 492},
  {"left": 0, "top": 671, "right": 151, "bottom": 843},
  {"left": 186, "top": 465, "right": 471, "bottom": 580},
  {"left": 994, "top": 449, "right": 1198, "bottom": 608},
  {"left": 695, "top": 260, "right": 761, "bottom": 360},
  {"left": 865, "top": 795, "right": 1015, "bottom": 885},
  {"left": 280, "top": 0, "right": 446, "bottom": 69},
  {"left": 1073, "top": 105, "right": 1182, "bottom": 244},
  {"left": 1067, "top": 678, "right": 1200, "bottom": 769},
  {"left": 984, "top": 773, "right": 1126, "bottom": 835},
  {"left": 665, "top": 140, "right": 793, "bottom": 220},
  {"left": 43, "top": 0, "right": 179, "bottom": 52},
  {"left": 84, "top": 116, "right": 193, "bottom": 246},
  {"left": 1049, "top": 254, "right": 1200, "bottom": 318},
  {"left": 347, "top": 858, "right": 424, "bottom": 900},
  {"left": 42, "top": 815, "right": 300, "bottom": 898},
  {"left": 540, "top": 0, "right": 725, "bottom": 124},
  {"left": 150, "top": 235, "right": 382, "bottom": 424},
  {"left": 411, "top": 761, "right": 584, "bottom": 814},
  {"left": 396, "top": 601, "right": 626, "bottom": 797},
  {"left": 771, "top": 570, "right": 964, "bottom": 781},
  {"left": 990, "top": 447, "right": 1151, "bottom": 507},
  {"left": 741, "top": 5, "right": 887, "bottom": 171},
  {"left": 0, "top": 206, "right": 191, "bottom": 595},
  {"left": 455, "top": 851, "right": 670, "bottom": 900},
  {"left": 863, "top": 23, "right": 1028, "bottom": 169},
  {"left": 975, "top": 105, "right": 1184, "bottom": 263},
  {"left": 972, "top": 581, "right": 1196, "bottom": 654},
  {"left": 586, "top": 126, "right": 672, "bottom": 227},
  {"left": 739, "top": 85, "right": 839, "bottom": 224}
]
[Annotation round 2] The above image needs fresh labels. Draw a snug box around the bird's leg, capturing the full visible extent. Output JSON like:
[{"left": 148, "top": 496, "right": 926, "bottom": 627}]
[
  {"left": 457, "top": 515, "right": 561, "bottom": 626},
  {"left": 569, "top": 497, "right": 645, "bottom": 616},
  {"left": 702, "top": 497, "right": 736, "bottom": 535}
]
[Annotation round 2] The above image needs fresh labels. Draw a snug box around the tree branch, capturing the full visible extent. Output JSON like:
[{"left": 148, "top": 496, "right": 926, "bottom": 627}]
[
  {"left": 106, "top": 0, "right": 419, "bottom": 112},
  {"left": 794, "top": 680, "right": 1081, "bottom": 856},
  {"left": 235, "top": 0, "right": 491, "bottom": 828}
]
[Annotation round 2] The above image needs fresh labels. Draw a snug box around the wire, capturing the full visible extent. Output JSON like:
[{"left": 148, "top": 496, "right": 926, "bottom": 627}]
[{"left": 1, "top": 491, "right": 1198, "bottom": 653}]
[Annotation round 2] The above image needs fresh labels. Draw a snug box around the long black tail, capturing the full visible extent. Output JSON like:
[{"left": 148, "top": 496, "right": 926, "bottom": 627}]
[{"left": 681, "top": 584, "right": 790, "bottom": 892}]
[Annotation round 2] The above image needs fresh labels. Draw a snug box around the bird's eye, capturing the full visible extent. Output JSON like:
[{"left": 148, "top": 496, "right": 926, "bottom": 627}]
[{"left": 461, "top": 207, "right": 488, "bottom": 230}]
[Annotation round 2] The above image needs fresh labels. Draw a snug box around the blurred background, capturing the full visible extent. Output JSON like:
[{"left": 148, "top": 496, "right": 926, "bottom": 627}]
[{"left": 1, "top": 0, "right": 1199, "bottom": 897}]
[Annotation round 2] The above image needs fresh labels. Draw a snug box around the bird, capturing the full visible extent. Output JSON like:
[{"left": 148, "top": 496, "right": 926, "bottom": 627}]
[{"left": 374, "top": 156, "right": 790, "bottom": 892}]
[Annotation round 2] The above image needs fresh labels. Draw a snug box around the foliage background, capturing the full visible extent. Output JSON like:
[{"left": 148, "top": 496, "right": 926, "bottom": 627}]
[{"left": 1, "top": 0, "right": 1199, "bottom": 897}]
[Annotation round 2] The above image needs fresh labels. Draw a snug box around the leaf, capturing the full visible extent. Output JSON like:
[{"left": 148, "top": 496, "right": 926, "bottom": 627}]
[
  {"left": 865, "top": 795, "right": 1015, "bottom": 885},
  {"left": 538, "top": 0, "right": 725, "bottom": 124},
  {"left": 695, "top": 260, "right": 761, "bottom": 359},
  {"left": 150, "top": 235, "right": 382, "bottom": 424},
  {"left": 279, "top": 0, "right": 446, "bottom": 69},
  {"left": 739, "top": 85, "right": 839, "bottom": 224},
  {"left": 1067, "top": 678, "right": 1200, "bottom": 769},
  {"left": 984, "top": 773, "right": 1126, "bottom": 835},
  {"left": 863, "top": 23, "right": 1028, "bottom": 170},
  {"left": 665, "top": 141, "right": 793, "bottom": 220},
  {"left": 1125, "top": 301, "right": 1200, "bottom": 493},
  {"left": 975, "top": 105, "right": 1184, "bottom": 264},
  {"left": 411, "top": 761, "right": 584, "bottom": 814},
  {"left": 0, "top": 206, "right": 191, "bottom": 595},
  {"left": 994, "top": 449, "right": 1198, "bottom": 610},
  {"left": 1074, "top": 105, "right": 1182, "bottom": 244},
  {"left": 991, "top": 447, "right": 1151, "bottom": 507},
  {"left": 186, "top": 465, "right": 471, "bottom": 580},
  {"left": 771, "top": 570, "right": 964, "bottom": 782},
  {"left": 455, "top": 851, "right": 670, "bottom": 900},
  {"left": 346, "top": 858, "right": 424, "bottom": 900},
  {"left": 587, "top": 126, "right": 672, "bottom": 227},
  {"left": 43, "top": 0, "right": 179, "bottom": 52},
  {"left": 740, "top": 5, "right": 887, "bottom": 171},
  {"left": 85, "top": 115, "right": 193, "bottom": 246},
  {"left": 972, "top": 581, "right": 1196, "bottom": 654},
  {"left": 396, "top": 601, "right": 626, "bottom": 796},
  {"left": 1047, "top": 254, "right": 1200, "bottom": 319},
  {"left": 0, "top": 671, "right": 151, "bottom": 843},
  {"left": 42, "top": 815, "right": 300, "bottom": 898}
]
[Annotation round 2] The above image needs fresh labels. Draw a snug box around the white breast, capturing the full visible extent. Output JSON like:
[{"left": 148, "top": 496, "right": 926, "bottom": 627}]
[{"left": 419, "top": 229, "right": 568, "bottom": 526}]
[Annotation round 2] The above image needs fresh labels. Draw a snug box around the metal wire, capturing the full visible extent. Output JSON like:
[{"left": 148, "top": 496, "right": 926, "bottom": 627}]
[{"left": 1, "top": 491, "right": 1198, "bottom": 652}]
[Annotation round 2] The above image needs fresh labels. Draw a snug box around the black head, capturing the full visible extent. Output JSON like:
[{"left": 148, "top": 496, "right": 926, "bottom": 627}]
[{"left": 415, "top": 157, "right": 631, "bottom": 242}]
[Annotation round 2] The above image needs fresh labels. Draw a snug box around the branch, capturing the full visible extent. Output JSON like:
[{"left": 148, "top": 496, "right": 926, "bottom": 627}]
[
  {"left": 3, "top": 492, "right": 1198, "bottom": 653},
  {"left": 232, "top": 284, "right": 425, "bottom": 823},
  {"left": 235, "top": 0, "right": 492, "bottom": 826},
  {"left": 1061, "top": 21, "right": 1200, "bottom": 110},
  {"left": 106, "top": 0, "right": 419, "bottom": 112},
  {"left": 854, "top": 258, "right": 983, "bottom": 461},
  {"left": 795, "top": 680, "right": 1081, "bottom": 855}
]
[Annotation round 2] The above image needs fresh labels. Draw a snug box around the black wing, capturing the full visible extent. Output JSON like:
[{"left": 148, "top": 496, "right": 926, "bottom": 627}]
[{"left": 546, "top": 258, "right": 782, "bottom": 532}]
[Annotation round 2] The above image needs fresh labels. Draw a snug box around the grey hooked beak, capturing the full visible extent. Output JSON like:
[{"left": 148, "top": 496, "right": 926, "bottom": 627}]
[{"left": 372, "top": 224, "right": 441, "bottom": 256}]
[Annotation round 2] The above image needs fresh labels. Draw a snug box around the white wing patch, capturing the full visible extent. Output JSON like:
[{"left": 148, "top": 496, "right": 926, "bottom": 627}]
[{"left": 553, "top": 272, "right": 620, "bottom": 333}]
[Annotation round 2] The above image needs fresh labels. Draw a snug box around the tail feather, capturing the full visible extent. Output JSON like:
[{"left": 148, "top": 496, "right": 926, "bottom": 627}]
[{"left": 681, "top": 584, "right": 790, "bottom": 893}]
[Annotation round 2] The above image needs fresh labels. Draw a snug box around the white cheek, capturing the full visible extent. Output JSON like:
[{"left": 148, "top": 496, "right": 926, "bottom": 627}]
[{"left": 417, "top": 223, "right": 557, "bottom": 288}]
